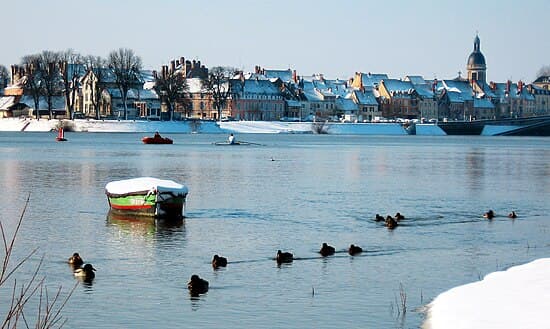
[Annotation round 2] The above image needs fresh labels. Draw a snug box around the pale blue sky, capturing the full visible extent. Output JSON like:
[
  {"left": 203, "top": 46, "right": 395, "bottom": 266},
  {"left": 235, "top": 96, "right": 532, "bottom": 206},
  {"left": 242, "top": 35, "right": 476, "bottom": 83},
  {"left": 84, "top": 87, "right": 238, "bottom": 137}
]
[{"left": 2, "top": 0, "right": 548, "bottom": 82}]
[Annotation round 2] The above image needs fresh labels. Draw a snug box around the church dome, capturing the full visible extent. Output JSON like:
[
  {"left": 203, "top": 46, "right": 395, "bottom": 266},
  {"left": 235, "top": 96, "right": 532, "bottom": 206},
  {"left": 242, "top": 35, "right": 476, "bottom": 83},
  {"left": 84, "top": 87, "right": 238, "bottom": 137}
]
[
  {"left": 467, "top": 51, "right": 486, "bottom": 67},
  {"left": 467, "top": 35, "right": 486, "bottom": 68}
]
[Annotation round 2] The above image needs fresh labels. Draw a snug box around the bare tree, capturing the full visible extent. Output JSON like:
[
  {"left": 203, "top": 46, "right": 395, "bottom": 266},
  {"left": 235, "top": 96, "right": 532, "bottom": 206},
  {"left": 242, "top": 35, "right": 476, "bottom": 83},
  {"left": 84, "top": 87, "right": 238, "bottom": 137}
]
[
  {"left": 201, "top": 66, "right": 237, "bottom": 121},
  {"left": 1, "top": 194, "right": 75, "bottom": 328},
  {"left": 20, "top": 54, "right": 43, "bottom": 120},
  {"left": 536, "top": 65, "right": 550, "bottom": 78},
  {"left": 0, "top": 65, "right": 8, "bottom": 91},
  {"left": 153, "top": 62, "right": 189, "bottom": 120},
  {"left": 58, "top": 50, "right": 83, "bottom": 120},
  {"left": 83, "top": 56, "right": 107, "bottom": 120},
  {"left": 38, "top": 51, "right": 63, "bottom": 120},
  {"left": 108, "top": 48, "right": 142, "bottom": 120}
]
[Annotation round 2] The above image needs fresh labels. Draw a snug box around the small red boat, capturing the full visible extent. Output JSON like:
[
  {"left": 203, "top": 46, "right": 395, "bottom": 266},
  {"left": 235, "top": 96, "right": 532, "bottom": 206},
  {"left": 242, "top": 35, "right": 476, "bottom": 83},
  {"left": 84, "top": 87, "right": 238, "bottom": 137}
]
[
  {"left": 56, "top": 128, "right": 67, "bottom": 142},
  {"left": 142, "top": 132, "right": 173, "bottom": 144}
]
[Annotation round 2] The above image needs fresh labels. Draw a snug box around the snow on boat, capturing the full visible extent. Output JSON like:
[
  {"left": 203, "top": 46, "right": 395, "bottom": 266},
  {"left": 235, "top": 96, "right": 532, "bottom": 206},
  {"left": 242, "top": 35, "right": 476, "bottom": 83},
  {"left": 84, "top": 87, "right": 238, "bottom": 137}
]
[
  {"left": 105, "top": 177, "right": 188, "bottom": 218},
  {"left": 142, "top": 132, "right": 173, "bottom": 144}
]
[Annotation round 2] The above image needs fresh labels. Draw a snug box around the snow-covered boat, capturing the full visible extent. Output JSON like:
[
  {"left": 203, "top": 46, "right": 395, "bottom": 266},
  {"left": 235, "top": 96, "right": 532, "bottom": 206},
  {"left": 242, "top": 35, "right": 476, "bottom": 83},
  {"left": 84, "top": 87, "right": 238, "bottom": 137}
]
[{"left": 105, "top": 177, "right": 188, "bottom": 218}]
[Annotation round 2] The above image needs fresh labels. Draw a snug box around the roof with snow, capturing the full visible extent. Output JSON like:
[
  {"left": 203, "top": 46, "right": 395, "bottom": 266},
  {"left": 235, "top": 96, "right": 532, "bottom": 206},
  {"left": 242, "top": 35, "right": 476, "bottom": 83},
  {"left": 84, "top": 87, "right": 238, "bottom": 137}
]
[
  {"left": 263, "top": 69, "right": 293, "bottom": 82},
  {"left": 20, "top": 95, "right": 66, "bottom": 110},
  {"left": 441, "top": 80, "right": 474, "bottom": 102},
  {"left": 352, "top": 90, "right": 378, "bottom": 105},
  {"left": 404, "top": 75, "right": 426, "bottom": 85},
  {"left": 187, "top": 78, "right": 207, "bottom": 93},
  {"left": 413, "top": 84, "right": 435, "bottom": 99},
  {"left": 0, "top": 96, "right": 17, "bottom": 110},
  {"left": 106, "top": 88, "right": 159, "bottom": 100},
  {"left": 361, "top": 73, "right": 389, "bottom": 87},
  {"left": 473, "top": 97, "right": 494, "bottom": 109},
  {"left": 231, "top": 79, "right": 281, "bottom": 95},
  {"left": 492, "top": 82, "right": 535, "bottom": 100}
]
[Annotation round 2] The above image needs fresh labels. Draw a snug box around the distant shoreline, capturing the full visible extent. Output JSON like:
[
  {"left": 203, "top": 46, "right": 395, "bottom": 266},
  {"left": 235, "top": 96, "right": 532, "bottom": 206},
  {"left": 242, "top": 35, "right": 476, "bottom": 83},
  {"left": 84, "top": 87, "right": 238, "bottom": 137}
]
[{"left": 0, "top": 117, "right": 426, "bottom": 135}]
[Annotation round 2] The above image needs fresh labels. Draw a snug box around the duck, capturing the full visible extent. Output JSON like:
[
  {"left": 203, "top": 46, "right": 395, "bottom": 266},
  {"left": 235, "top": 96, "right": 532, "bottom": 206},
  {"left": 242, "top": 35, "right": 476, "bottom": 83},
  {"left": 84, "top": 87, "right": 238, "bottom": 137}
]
[
  {"left": 483, "top": 210, "right": 495, "bottom": 219},
  {"left": 375, "top": 214, "right": 385, "bottom": 222},
  {"left": 508, "top": 211, "right": 517, "bottom": 219},
  {"left": 68, "top": 252, "right": 84, "bottom": 267},
  {"left": 348, "top": 244, "right": 363, "bottom": 255},
  {"left": 74, "top": 264, "right": 96, "bottom": 280},
  {"left": 276, "top": 250, "right": 293, "bottom": 264},
  {"left": 212, "top": 254, "right": 228, "bottom": 268},
  {"left": 385, "top": 216, "right": 398, "bottom": 229},
  {"left": 395, "top": 212, "right": 405, "bottom": 221},
  {"left": 187, "top": 274, "right": 209, "bottom": 295},
  {"left": 319, "top": 243, "right": 335, "bottom": 257}
]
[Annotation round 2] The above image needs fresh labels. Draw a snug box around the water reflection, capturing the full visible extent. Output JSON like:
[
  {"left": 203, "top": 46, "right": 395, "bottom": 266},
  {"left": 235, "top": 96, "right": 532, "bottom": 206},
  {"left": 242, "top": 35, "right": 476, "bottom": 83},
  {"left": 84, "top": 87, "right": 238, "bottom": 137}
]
[{"left": 106, "top": 210, "right": 185, "bottom": 238}]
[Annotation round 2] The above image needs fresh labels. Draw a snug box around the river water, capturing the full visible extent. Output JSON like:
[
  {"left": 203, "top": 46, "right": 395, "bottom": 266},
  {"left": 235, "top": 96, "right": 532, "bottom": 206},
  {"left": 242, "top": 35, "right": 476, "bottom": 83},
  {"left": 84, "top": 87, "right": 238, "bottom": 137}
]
[{"left": 0, "top": 132, "right": 549, "bottom": 328}]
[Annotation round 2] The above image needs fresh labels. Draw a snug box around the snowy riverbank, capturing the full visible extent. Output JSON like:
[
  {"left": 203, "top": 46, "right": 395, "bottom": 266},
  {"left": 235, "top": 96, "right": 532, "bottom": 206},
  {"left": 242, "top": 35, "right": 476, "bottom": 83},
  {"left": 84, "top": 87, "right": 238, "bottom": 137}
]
[
  {"left": 423, "top": 258, "right": 550, "bottom": 329},
  {"left": 0, "top": 117, "right": 448, "bottom": 135}
]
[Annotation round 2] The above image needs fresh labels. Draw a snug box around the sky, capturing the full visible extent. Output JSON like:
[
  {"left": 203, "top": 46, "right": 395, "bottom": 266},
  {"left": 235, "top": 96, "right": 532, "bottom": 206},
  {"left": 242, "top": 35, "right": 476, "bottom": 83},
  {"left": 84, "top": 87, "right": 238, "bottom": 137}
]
[{"left": 1, "top": 0, "right": 548, "bottom": 83}]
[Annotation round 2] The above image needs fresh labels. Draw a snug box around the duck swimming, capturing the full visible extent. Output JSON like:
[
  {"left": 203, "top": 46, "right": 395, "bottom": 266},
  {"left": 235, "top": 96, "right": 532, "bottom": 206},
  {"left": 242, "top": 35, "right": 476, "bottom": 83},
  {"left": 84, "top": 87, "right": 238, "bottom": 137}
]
[
  {"left": 375, "top": 214, "right": 385, "bottom": 222},
  {"left": 276, "top": 250, "right": 293, "bottom": 264},
  {"left": 483, "top": 210, "right": 495, "bottom": 219},
  {"left": 385, "top": 216, "right": 398, "bottom": 229},
  {"left": 74, "top": 264, "right": 96, "bottom": 280},
  {"left": 188, "top": 274, "right": 209, "bottom": 295},
  {"left": 319, "top": 243, "right": 335, "bottom": 257},
  {"left": 395, "top": 212, "right": 405, "bottom": 221},
  {"left": 348, "top": 244, "right": 363, "bottom": 255},
  {"left": 508, "top": 211, "right": 517, "bottom": 219},
  {"left": 68, "top": 253, "right": 84, "bottom": 267},
  {"left": 212, "top": 254, "right": 228, "bottom": 268}
]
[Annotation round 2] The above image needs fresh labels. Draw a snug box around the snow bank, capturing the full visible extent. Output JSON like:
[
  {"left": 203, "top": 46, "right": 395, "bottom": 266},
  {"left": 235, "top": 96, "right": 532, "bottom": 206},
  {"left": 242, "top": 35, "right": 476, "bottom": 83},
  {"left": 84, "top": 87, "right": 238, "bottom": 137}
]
[
  {"left": 0, "top": 118, "right": 446, "bottom": 135},
  {"left": 423, "top": 258, "right": 550, "bottom": 329}
]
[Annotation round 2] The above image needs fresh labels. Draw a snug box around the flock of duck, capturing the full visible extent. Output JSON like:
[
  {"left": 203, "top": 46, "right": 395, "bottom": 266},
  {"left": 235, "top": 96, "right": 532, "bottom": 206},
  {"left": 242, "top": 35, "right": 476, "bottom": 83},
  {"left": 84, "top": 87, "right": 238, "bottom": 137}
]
[
  {"left": 375, "top": 210, "right": 518, "bottom": 229},
  {"left": 67, "top": 209, "right": 519, "bottom": 295},
  {"left": 186, "top": 242, "right": 365, "bottom": 296},
  {"left": 375, "top": 212, "right": 406, "bottom": 229},
  {"left": 67, "top": 242, "right": 365, "bottom": 296}
]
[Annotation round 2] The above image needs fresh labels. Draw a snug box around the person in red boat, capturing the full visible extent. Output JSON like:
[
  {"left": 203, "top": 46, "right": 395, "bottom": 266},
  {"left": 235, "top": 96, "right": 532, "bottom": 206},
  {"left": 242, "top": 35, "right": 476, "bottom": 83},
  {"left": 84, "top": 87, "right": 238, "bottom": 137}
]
[{"left": 154, "top": 131, "right": 161, "bottom": 139}]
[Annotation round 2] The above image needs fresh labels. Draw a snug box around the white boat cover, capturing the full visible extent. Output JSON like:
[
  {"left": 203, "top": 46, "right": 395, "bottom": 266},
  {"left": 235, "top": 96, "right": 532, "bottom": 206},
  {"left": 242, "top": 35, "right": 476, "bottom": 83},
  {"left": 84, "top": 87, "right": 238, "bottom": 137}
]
[{"left": 105, "top": 177, "right": 188, "bottom": 196}]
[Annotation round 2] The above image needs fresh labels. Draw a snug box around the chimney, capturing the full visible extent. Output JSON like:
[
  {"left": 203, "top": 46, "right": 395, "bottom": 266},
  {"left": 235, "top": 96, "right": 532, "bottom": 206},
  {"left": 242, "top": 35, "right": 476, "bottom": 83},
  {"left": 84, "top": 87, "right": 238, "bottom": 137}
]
[
  {"left": 506, "top": 80, "right": 511, "bottom": 93},
  {"left": 170, "top": 60, "right": 176, "bottom": 73},
  {"left": 191, "top": 60, "right": 196, "bottom": 69},
  {"left": 153, "top": 70, "right": 157, "bottom": 79},
  {"left": 292, "top": 70, "right": 297, "bottom": 83},
  {"left": 518, "top": 80, "right": 523, "bottom": 92}
]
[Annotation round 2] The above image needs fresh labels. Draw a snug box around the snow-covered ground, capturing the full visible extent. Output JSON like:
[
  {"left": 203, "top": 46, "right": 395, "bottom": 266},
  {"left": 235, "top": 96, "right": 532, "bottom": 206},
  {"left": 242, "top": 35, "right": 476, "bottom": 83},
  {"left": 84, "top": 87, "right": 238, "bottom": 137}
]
[
  {"left": 0, "top": 118, "right": 448, "bottom": 135},
  {"left": 423, "top": 258, "right": 550, "bottom": 329}
]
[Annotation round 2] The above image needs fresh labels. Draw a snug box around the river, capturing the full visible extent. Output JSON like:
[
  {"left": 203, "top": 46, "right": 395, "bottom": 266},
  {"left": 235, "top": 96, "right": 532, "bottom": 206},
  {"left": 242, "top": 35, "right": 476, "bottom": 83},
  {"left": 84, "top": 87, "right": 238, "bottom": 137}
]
[{"left": 0, "top": 132, "right": 548, "bottom": 328}]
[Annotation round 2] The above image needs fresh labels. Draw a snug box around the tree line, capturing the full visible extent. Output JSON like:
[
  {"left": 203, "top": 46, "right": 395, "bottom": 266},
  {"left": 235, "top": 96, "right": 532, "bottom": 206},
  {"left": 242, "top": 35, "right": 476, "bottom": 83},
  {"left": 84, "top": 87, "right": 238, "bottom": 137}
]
[{"left": 0, "top": 49, "right": 237, "bottom": 121}]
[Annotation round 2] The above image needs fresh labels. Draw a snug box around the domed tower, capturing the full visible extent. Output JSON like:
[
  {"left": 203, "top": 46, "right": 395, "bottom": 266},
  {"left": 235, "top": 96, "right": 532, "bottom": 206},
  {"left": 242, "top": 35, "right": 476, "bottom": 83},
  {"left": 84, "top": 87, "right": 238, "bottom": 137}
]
[{"left": 467, "top": 34, "right": 487, "bottom": 84}]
